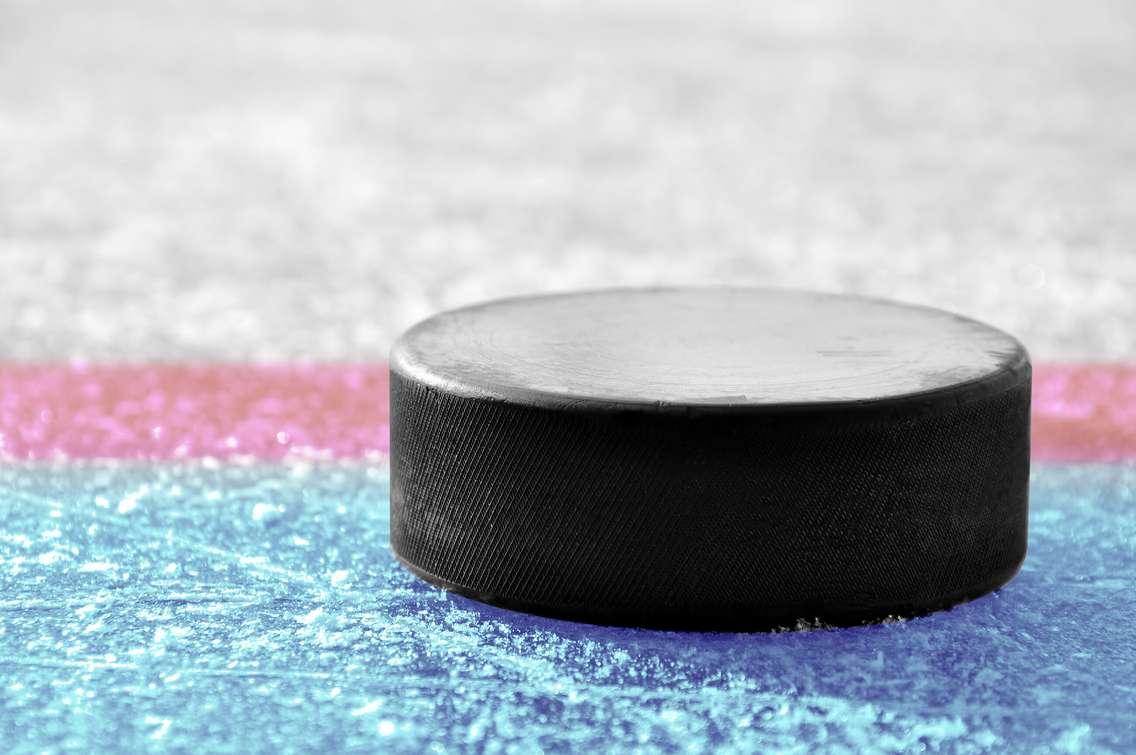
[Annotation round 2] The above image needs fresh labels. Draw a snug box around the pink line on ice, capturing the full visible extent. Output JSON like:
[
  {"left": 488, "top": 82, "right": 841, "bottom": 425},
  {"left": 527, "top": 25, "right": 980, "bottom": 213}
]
[
  {"left": 0, "top": 364, "right": 389, "bottom": 461},
  {"left": 0, "top": 362, "right": 1132, "bottom": 462},
  {"left": 1032, "top": 363, "right": 1136, "bottom": 462}
]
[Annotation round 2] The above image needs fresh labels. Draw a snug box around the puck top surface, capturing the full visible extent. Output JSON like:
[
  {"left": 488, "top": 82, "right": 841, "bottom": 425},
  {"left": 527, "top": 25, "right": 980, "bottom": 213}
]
[{"left": 392, "top": 288, "right": 1027, "bottom": 409}]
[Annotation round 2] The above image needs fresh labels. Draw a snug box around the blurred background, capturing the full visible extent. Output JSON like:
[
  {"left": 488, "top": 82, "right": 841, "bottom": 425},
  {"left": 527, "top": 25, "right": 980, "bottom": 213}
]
[{"left": 1, "top": 0, "right": 1133, "bottom": 362}]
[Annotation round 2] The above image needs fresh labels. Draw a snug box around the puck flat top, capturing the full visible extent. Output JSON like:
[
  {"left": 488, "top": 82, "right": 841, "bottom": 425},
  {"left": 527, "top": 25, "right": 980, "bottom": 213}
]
[{"left": 391, "top": 288, "right": 1027, "bottom": 409}]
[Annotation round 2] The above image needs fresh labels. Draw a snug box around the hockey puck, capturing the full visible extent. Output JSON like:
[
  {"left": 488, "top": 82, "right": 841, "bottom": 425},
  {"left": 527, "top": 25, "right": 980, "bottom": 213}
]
[{"left": 389, "top": 288, "right": 1031, "bottom": 629}]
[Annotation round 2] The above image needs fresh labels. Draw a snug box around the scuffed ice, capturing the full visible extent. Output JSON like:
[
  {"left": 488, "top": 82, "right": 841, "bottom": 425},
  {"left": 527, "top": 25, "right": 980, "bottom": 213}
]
[
  {"left": 2, "top": 1, "right": 1136, "bottom": 362},
  {"left": 0, "top": 462, "right": 1133, "bottom": 753}
]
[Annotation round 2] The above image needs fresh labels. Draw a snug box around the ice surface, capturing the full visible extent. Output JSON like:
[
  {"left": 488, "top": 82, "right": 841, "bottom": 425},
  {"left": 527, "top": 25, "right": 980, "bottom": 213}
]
[
  {"left": 2, "top": 1, "right": 1136, "bottom": 362},
  {"left": 0, "top": 462, "right": 1132, "bottom": 752}
]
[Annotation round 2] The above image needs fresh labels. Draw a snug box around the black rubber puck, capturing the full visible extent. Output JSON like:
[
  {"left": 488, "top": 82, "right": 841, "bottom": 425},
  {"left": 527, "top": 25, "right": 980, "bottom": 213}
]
[{"left": 389, "top": 288, "right": 1030, "bottom": 629}]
